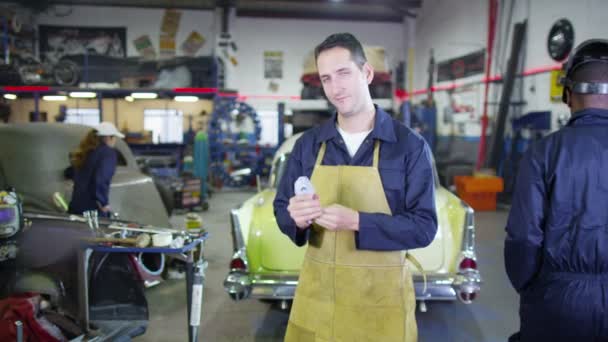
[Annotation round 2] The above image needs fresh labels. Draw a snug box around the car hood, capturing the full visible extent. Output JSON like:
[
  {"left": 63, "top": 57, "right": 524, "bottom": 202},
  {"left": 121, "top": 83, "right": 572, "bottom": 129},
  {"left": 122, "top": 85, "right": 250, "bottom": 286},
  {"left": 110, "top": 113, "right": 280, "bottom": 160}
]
[
  {"left": 244, "top": 187, "right": 460, "bottom": 274},
  {"left": 245, "top": 189, "right": 307, "bottom": 272}
]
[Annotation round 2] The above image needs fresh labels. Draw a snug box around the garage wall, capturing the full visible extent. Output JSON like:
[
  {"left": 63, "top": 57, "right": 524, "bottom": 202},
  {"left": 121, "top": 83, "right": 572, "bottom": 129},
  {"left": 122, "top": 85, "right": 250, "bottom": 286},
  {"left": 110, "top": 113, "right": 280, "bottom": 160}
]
[
  {"left": 521, "top": 0, "right": 608, "bottom": 120},
  {"left": 35, "top": 5, "right": 216, "bottom": 57},
  {"left": 412, "top": 0, "right": 489, "bottom": 137},
  {"left": 412, "top": 0, "right": 488, "bottom": 94},
  {"left": 33, "top": 5, "right": 406, "bottom": 98},
  {"left": 13, "top": 4, "right": 408, "bottom": 143},
  {"left": 411, "top": 0, "right": 608, "bottom": 136},
  {"left": 232, "top": 17, "right": 405, "bottom": 97}
]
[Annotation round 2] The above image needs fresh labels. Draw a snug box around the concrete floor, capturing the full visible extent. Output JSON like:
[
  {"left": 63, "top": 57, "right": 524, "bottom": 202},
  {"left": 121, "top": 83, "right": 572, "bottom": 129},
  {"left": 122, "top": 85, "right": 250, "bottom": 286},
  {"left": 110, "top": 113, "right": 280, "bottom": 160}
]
[{"left": 138, "top": 190, "right": 519, "bottom": 342}]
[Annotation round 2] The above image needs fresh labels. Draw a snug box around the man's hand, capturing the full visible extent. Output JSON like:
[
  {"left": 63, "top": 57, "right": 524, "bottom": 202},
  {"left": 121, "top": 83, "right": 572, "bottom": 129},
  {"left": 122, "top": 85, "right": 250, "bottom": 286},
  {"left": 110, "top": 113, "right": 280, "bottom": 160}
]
[
  {"left": 288, "top": 194, "right": 322, "bottom": 229},
  {"left": 98, "top": 204, "right": 111, "bottom": 212},
  {"left": 314, "top": 204, "right": 359, "bottom": 231}
]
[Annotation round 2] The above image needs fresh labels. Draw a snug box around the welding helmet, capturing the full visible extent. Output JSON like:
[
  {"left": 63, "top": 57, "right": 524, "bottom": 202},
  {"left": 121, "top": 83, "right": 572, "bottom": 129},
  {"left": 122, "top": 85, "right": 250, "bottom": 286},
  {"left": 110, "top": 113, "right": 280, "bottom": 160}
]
[{"left": 562, "top": 39, "right": 608, "bottom": 104}]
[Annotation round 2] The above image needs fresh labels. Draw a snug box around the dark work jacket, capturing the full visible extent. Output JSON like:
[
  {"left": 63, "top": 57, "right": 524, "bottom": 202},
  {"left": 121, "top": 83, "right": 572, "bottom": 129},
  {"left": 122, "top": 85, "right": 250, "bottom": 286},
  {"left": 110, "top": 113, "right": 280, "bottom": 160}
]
[
  {"left": 505, "top": 108, "right": 608, "bottom": 341},
  {"left": 68, "top": 143, "right": 117, "bottom": 216},
  {"left": 273, "top": 106, "right": 438, "bottom": 251}
]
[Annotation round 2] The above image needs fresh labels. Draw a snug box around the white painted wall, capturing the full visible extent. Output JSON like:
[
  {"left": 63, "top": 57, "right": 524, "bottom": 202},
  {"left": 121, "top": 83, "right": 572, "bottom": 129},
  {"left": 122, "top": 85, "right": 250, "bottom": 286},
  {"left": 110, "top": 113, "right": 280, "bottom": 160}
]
[
  {"left": 35, "top": 5, "right": 216, "bottom": 57},
  {"left": 413, "top": 0, "right": 488, "bottom": 91},
  {"left": 20, "top": 4, "right": 407, "bottom": 145},
  {"left": 521, "top": 0, "right": 608, "bottom": 122},
  {"left": 412, "top": 0, "right": 488, "bottom": 136},
  {"left": 231, "top": 17, "right": 405, "bottom": 97},
  {"left": 411, "top": 0, "right": 608, "bottom": 136},
  {"left": 33, "top": 5, "right": 406, "bottom": 98}
]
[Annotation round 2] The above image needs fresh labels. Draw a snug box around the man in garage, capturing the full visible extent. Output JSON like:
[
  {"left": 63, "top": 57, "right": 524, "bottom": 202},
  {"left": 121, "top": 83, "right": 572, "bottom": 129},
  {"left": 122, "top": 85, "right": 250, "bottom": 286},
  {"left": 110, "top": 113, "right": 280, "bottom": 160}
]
[
  {"left": 505, "top": 39, "right": 608, "bottom": 341},
  {"left": 273, "top": 32, "right": 437, "bottom": 341}
]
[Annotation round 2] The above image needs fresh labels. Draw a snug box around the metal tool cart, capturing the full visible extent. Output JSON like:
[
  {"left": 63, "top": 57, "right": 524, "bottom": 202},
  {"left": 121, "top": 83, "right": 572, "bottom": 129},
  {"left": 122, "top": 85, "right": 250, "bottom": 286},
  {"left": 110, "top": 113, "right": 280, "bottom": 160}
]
[{"left": 77, "top": 222, "right": 209, "bottom": 342}]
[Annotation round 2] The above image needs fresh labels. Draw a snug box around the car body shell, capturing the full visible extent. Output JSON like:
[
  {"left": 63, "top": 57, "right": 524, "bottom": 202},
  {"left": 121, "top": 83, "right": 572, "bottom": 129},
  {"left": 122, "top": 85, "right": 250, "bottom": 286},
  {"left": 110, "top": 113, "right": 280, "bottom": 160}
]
[{"left": 0, "top": 123, "right": 170, "bottom": 227}]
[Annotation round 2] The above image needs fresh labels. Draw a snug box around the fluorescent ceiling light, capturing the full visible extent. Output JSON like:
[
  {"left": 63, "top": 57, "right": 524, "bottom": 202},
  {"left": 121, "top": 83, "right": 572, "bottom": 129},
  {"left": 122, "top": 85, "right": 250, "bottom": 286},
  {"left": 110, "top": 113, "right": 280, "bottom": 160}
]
[
  {"left": 174, "top": 96, "right": 198, "bottom": 102},
  {"left": 3, "top": 94, "right": 17, "bottom": 100},
  {"left": 131, "top": 92, "right": 158, "bottom": 99},
  {"left": 42, "top": 95, "right": 67, "bottom": 101},
  {"left": 69, "top": 91, "right": 97, "bottom": 98},
  {"left": 125, "top": 96, "right": 134, "bottom": 102}
]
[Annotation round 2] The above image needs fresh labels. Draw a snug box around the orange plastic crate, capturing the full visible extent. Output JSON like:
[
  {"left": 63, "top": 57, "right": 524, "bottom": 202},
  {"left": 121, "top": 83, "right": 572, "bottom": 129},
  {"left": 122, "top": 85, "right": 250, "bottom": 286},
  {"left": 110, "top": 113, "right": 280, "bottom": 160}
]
[{"left": 454, "top": 176, "right": 504, "bottom": 211}]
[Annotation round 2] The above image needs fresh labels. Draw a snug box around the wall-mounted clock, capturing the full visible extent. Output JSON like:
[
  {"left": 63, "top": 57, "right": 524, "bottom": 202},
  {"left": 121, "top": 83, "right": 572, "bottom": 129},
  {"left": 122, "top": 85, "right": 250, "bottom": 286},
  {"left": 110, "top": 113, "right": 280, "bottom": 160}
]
[{"left": 547, "top": 18, "right": 575, "bottom": 62}]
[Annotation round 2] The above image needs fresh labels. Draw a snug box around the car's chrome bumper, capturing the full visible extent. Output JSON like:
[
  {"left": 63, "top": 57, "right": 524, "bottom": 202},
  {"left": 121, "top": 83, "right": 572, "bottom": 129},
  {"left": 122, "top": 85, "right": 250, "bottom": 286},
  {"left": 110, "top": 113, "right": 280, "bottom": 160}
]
[
  {"left": 224, "top": 272, "right": 298, "bottom": 300},
  {"left": 414, "top": 269, "right": 482, "bottom": 302},
  {"left": 225, "top": 269, "right": 482, "bottom": 303}
]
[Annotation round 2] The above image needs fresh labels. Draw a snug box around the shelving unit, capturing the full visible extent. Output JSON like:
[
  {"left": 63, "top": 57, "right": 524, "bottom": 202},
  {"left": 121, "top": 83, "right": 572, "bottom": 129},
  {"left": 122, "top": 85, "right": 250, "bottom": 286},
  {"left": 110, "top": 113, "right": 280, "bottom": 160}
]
[
  {"left": 277, "top": 98, "right": 397, "bottom": 135},
  {"left": 1, "top": 15, "right": 37, "bottom": 66}
]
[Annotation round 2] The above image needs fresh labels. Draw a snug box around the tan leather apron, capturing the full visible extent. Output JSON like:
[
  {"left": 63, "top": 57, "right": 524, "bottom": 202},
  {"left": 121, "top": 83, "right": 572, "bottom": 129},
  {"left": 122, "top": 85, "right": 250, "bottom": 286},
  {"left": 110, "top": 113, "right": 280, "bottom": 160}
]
[{"left": 285, "top": 141, "right": 417, "bottom": 342}]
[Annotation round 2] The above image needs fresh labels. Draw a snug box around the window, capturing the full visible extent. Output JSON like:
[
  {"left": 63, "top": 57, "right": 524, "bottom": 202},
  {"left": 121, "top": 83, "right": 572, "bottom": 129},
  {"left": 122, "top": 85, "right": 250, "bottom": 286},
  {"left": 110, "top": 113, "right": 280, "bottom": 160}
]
[
  {"left": 143, "top": 109, "right": 184, "bottom": 143},
  {"left": 65, "top": 108, "right": 100, "bottom": 127},
  {"left": 257, "top": 109, "right": 293, "bottom": 146}
]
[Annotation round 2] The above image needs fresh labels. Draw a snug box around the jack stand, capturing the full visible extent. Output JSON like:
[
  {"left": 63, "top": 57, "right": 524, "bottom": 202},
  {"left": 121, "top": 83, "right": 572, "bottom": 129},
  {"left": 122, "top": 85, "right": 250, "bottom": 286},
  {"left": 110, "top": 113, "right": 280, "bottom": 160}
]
[{"left": 15, "top": 320, "right": 23, "bottom": 342}]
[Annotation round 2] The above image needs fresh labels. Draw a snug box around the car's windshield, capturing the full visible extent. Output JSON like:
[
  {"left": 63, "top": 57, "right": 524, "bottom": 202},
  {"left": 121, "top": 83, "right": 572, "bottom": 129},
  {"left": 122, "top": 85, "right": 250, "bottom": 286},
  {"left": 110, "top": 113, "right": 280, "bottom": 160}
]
[{"left": 271, "top": 153, "right": 290, "bottom": 188}]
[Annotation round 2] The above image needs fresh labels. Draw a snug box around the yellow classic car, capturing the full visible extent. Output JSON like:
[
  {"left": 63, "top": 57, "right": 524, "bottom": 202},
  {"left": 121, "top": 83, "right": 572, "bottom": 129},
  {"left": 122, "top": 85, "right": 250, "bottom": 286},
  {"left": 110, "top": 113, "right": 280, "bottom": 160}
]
[{"left": 224, "top": 133, "right": 481, "bottom": 311}]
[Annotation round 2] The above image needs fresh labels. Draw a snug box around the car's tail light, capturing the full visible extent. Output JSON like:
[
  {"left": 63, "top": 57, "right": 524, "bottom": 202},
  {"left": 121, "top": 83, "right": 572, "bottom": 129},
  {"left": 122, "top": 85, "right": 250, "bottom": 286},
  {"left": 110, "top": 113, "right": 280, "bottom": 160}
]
[
  {"left": 230, "top": 258, "right": 246, "bottom": 270},
  {"left": 459, "top": 257, "right": 477, "bottom": 270}
]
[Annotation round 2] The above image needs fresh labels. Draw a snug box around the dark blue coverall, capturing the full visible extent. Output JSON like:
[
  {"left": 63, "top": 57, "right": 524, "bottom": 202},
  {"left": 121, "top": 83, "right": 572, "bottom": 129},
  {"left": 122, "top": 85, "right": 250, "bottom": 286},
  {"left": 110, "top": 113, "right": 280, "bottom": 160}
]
[
  {"left": 273, "top": 106, "right": 438, "bottom": 250},
  {"left": 505, "top": 108, "right": 608, "bottom": 341},
  {"left": 68, "top": 143, "right": 117, "bottom": 217}
]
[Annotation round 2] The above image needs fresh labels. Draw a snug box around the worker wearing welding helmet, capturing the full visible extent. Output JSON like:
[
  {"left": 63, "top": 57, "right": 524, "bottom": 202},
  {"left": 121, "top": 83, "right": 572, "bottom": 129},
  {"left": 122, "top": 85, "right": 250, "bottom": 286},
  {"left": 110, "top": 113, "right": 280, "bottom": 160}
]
[
  {"left": 68, "top": 122, "right": 124, "bottom": 217},
  {"left": 505, "top": 39, "right": 608, "bottom": 341}
]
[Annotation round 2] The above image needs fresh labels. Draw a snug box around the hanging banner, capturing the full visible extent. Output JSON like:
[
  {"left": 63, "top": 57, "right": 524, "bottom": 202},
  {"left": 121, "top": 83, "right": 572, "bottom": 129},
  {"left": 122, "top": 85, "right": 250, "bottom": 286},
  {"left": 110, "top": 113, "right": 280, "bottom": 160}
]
[
  {"left": 181, "top": 31, "right": 206, "bottom": 56},
  {"left": 160, "top": 9, "right": 181, "bottom": 37},
  {"left": 159, "top": 9, "right": 181, "bottom": 58},
  {"left": 133, "top": 35, "right": 156, "bottom": 59},
  {"left": 159, "top": 33, "right": 176, "bottom": 58},
  {"left": 264, "top": 51, "right": 283, "bottom": 79}
]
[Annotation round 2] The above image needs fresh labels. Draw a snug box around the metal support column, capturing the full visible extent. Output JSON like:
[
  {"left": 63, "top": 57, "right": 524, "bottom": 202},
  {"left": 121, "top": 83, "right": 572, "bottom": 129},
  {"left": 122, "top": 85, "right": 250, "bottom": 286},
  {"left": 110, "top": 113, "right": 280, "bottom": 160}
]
[
  {"left": 487, "top": 20, "right": 527, "bottom": 171},
  {"left": 33, "top": 92, "right": 39, "bottom": 122},
  {"left": 98, "top": 92, "right": 103, "bottom": 122},
  {"left": 3, "top": 17, "right": 9, "bottom": 65},
  {"left": 401, "top": 101, "right": 411, "bottom": 128},
  {"left": 277, "top": 102, "right": 285, "bottom": 146},
  {"left": 113, "top": 98, "right": 118, "bottom": 124},
  {"left": 84, "top": 50, "right": 89, "bottom": 87}
]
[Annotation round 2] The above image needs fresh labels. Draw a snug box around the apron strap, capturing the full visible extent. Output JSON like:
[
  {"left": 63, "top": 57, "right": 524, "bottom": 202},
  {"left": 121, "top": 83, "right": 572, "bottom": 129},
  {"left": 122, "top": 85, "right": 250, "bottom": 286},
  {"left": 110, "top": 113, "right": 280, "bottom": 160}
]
[
  {"left": 317, "top": 141, "right": 379, "bottom": 167},
  {"left": 315, "top": 142, "right": 327, "bottom": 166},
  {"left": 372, "top": 140, "right": 380, "bottom": 169},
  {"left": 406, "top": 253, "right": 427, "bottom": 295}
]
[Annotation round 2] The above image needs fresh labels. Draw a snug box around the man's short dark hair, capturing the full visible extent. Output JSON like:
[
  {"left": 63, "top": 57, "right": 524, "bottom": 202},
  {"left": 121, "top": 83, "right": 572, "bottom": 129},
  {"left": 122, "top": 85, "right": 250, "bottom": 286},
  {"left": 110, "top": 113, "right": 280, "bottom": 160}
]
[{"left": 314, "top": 33, "right": 367, "bottom": 68}]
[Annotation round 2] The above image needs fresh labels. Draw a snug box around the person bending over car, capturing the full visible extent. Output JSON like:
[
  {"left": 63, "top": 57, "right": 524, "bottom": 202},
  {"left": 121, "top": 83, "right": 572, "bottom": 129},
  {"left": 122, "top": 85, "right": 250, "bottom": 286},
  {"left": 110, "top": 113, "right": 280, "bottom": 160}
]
[{"left": 68, "top": 122, "right": 124, "bottom": 217}]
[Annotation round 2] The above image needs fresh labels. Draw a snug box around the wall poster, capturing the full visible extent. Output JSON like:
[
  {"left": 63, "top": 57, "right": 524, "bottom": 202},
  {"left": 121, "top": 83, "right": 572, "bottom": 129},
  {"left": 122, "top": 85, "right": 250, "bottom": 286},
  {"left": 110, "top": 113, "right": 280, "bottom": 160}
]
[{"left": 264, "top": 51, "right": 283, "bottom": 79}]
